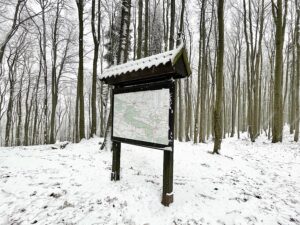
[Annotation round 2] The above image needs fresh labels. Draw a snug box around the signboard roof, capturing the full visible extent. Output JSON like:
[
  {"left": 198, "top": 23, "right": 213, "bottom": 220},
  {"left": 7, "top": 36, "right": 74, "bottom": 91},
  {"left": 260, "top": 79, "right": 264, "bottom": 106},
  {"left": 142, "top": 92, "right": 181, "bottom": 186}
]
[{"left": 99, "top": 43, "right": 191, "bottom": 85}]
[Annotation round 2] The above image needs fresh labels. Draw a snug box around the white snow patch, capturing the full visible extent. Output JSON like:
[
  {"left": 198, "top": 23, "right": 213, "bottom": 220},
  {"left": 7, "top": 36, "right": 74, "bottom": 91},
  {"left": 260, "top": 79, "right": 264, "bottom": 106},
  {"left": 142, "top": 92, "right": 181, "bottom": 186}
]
[{"left": 0, "top": 130, "right": 299, "bottom": 225}]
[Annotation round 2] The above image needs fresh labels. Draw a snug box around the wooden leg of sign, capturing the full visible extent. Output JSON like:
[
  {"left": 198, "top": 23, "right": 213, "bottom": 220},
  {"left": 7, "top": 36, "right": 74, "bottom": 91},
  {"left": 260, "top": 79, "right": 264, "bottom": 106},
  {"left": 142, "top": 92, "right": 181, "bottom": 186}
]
[
  {"left": 161, "top": 150, "right": 174, "bottom": 206},
  {"left": 111, "top": 141, "right": 121, "bottom": 181}
]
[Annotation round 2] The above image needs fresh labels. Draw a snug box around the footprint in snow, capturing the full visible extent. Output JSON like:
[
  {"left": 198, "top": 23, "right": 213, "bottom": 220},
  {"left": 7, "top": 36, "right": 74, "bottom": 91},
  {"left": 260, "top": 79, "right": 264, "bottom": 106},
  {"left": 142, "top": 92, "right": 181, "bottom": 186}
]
[
  {"left": 49, "top": 192, "right": 62, "bottom": 198},
  {"left": 30, "top": 191, "right": 37, "bottom": 196},
  {"left": 58, "top": 200, "right": 74, "bottom": 209}
]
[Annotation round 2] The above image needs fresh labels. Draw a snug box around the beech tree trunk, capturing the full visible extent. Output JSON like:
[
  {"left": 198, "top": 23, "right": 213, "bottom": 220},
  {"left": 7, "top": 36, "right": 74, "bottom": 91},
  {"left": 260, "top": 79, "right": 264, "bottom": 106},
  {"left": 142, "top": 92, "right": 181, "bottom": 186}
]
[
  {"left": 137, "top": 0, "right": 143, "bottom": 59},
  {"left": 144, "top": 0, "right": 149, "bottom": 57},
  {"left": 294, "top": 0, "right": 300, "bottom": 141},
  {"left": 213, "top": 0, "right": 224, "bottom": 154},
  {"left": 169, "top": 0, "right": 175, "bottom": 50},
  {"left": 76, "top": 0, "right": 85, "bottom": 141},
  {"left": 272, "top": 0, "right": 288, "bottom": 143},
  {"left": 91, "top": 0, "right": 101, "bottom": 137}
]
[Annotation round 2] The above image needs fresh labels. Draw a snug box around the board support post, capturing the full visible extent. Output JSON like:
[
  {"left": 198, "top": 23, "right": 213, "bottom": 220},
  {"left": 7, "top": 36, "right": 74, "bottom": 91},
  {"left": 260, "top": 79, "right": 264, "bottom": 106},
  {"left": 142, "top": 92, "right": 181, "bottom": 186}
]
[
  {"left": 111, "top": 141, "right": 121, "bottom": 181},
  {"left": 161, "top": 149, "right": 174, "bottom": 206}
]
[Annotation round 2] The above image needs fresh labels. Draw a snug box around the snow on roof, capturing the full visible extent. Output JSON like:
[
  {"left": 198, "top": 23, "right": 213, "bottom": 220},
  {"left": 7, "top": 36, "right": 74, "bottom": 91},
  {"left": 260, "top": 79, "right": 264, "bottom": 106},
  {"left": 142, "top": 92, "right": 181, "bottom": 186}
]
[{"left": 100, "top": 43, "right": 186, "bottom": 79}]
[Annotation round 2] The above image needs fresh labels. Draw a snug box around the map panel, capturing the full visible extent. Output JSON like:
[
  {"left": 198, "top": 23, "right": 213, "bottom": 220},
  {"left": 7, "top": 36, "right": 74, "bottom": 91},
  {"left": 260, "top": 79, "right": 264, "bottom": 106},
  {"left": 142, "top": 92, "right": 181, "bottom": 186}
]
[{"left": 113, "top": 89, "right": 170, "bottom": 145}]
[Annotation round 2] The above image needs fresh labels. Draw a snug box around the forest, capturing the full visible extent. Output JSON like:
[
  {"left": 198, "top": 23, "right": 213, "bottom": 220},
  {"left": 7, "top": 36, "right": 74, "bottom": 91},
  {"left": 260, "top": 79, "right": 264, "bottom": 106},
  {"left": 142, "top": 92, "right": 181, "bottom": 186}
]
[
  {"left": 0, "top": 0, "right": 299, "bottom": 151},
  {"left": 0, "top": 1, "right": 300, "bottom": 224}
]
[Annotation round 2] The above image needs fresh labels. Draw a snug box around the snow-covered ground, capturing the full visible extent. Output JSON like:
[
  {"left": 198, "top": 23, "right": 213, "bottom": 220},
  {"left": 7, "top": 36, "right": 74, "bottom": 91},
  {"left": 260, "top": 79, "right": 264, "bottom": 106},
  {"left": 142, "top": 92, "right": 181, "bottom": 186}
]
[{"left": 0, "top": 130, "right": 299, "bottom": 225}]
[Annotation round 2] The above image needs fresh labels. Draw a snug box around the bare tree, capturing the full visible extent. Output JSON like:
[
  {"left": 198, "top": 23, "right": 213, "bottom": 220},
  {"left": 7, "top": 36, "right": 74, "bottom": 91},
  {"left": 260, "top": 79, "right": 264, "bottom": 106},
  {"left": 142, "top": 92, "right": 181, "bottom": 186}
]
[
  {"left": 271, "top": 0, "right": 288, "bottom": 143},
  {"left": 0, "top": 0, "right": 40, "bottom": 67},
  {"left": 90, "top": 0, "right": 102, "bottom": 137},
  {"left": 75, "top": 0, "right": 85, "bottom": 141},
  {"left": 213, "top": 0, "right": 224, "bottom": 154},
  {"left": 294, "top": 0, "right": 300, "bottom": 141},
  {"left": 101, "top": 0, "right": 131, "bottom": 150},
  {"left": 144, "top": 0, "right": 149, "bottom": 57},
  {"left": 5, "top": 31, "right": 27, "bottom": 146},
  {"left": 169, "top": 0, "right": 175, "bottom": 50}
]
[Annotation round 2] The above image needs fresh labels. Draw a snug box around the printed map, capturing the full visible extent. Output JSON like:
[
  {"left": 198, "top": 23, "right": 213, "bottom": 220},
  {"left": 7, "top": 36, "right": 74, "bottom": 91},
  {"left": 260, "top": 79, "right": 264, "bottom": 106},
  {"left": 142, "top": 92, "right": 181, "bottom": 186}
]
[{"left": 113, "top": 89, "right": 170, "bottom": 145}]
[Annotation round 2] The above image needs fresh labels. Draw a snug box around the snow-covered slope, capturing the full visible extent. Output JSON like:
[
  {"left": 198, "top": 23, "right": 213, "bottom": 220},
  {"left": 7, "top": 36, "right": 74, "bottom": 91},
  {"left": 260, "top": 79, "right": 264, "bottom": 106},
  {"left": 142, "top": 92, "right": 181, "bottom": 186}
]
[{"left": 0, "top": 131, "right": 299, "bottom": 225}]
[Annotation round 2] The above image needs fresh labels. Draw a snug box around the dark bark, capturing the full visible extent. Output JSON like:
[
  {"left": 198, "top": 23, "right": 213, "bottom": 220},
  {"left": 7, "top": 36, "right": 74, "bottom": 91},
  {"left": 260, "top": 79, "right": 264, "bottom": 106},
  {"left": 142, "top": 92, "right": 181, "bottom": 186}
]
[
  {"left": 169, "top": 0, "right": 175, "bottom": 50},
  {"left": 137, "top": 0, "right": 143, "bottom": 59},
  {"left": 41, "top": 1, "right": 48, "bottom": 144},
  {"left": 5, "top": 48, "right": 18, "bottom": 146},
  {"left": 24, "top": 71, "right": 33, "bottom": 147},
  {"left": 213, "top": 0, "right": 224, "bottom": 154},
  {"left": 101, "top": 0, "right": 131, "bottom": 151},
  {"left": 144, "top": 0, "right": 149, "bottom": 57},
  {"left": 31, "top": 56, "right": 42, "bottom": 145},
  {"left": 272, "top": 0, "right": 288, "bottom": 142},
  {"left": 76, "top": 0, "right": 85, "bottom": 141},
  {"left": 294, "top": 0, "right": 300, "bottom": 141},
  {"left": 178, "top": 0, "right": 185, "bottom": 141},
  {"left": 16, "top": 72, "right": 24, "bottom": 146},
  {"left": 50, "top": 2, "right": 60, "bottom": 144},
  {"left": 163, "top": 0, "right": 170, "bottom": 51},
  {"left": 91, "top": 0, "right": 101, "bottom": 137},
  {"left": 117, "top": 0, "right": 131, "bottom": 64}
]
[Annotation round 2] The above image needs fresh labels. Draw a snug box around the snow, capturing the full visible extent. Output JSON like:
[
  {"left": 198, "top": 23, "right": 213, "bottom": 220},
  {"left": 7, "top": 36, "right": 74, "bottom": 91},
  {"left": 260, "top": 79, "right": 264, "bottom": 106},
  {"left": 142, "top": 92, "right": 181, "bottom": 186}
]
[
  {"left": 100, "top": 42, "right": 185, "bottom": 79},
  {"left": 0, "top": 129, "right": 300, "bottom": 225}
]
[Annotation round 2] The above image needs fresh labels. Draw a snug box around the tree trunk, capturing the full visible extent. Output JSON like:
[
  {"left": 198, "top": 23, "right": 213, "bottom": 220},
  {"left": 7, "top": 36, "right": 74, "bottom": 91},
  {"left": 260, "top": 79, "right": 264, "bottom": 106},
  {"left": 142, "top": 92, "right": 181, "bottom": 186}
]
[
  {"left": 50, "top": 2, "right": 60, "bottom": 144},
  {"left": 144, "top": 0, "right": 149, "bottom": 57},
  {"left": 163, "top": 0, "right": 170, "bottom": 51},
  {"left": 16, "top": 72, "right": 24, "bottom": 146},
  {"left": 169, "top": 0, "right": 175, "bottom": 50},
  {"left": 137, "top": 0, "right": 143, "bottom": 59},
  {"left": 41, "top": 2, "right": 48, "bottom": 144},
  {"left": 5, "top": 84, "right": 14, "bottom": 147},
  {"left": 294, "top": 0, "right": 300, "bottom": 141},
  {"left": 76, "top": 0, "right": 85, "bottom": 141},
  {"left": 199, "top": 0, "right": 207, "bottom": 143},
  {"left": 91, "top": 0, "right": 101, "bottom": 137},
  {"left": 213, "top": 0, "right": 224, "bottom": 154},
  {"left": 117, "top": 0, "right": 131, "bottom": 64},
  {"left": 24, "top": 72, "right": 33, "bottom": 146},
  {"left": 101, "top": 0, "right": 131, "bottom": 150},
  {"left": 5, "top": 62, "right": 16, "bottom": 147},
  {"left": 32, "top": 58, "right": 42, "bottom": 145},
  {"left": 272, "top": 0, "right": 288, "bottom": 142}
]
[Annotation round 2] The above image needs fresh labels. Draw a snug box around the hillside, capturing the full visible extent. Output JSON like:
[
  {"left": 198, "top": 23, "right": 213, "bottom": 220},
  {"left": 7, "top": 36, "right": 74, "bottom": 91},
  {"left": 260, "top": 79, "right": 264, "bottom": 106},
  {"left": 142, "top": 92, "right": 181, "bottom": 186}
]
[{"left": 1, "top": 130, "right": 299, "bottom": 225}]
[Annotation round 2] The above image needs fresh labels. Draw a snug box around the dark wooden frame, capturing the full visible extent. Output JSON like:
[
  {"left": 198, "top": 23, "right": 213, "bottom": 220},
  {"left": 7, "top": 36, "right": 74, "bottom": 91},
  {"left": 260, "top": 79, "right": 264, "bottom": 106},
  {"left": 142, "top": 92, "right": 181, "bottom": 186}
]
[
  {"left": 112, "top": 79, "right": 175, "bottom": 151},
  {"left": 103, "top": 45, "right": 191, "bottom": 207},
  {"left": 110, "top": 79, "right": 175, "bottom": 206}
]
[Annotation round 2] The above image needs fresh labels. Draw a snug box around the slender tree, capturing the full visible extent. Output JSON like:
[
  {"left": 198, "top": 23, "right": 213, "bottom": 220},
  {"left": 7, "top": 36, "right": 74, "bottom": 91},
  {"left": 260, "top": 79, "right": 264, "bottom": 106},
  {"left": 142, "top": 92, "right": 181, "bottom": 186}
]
[
  {"left": 169, "top": 0, "right": 175, "bottom": 50},
  {"left": 271, "top": 0, "right": 288, "bottom": 143},
  {"left": 144, "top": 0, "right": 149, "bottom": 56},
  {"left": 75, "top": 0, "right": 85, "bottom": 141},
  {"left": 194, "top": 0, "right": 206, "bottom": 143},
  {"left": 178, "top": 0, "right": 185, "bottom": 142},
  {"left": 117, "top": 0, "right": 131, "bottom": 64},
  {"left": 90, "top": 0, "right": 102, "bottom": 137},
  {"left": 213, "top": 0, "right": 224, "bottom": 154},
  {"left": 101, "top": 0, "right": 131, "bottom": 150},
  {"left": 294, "top": 0, "right": 300, "bottom": 141},
  {"left": 137, "top": 0, "right": 143, "bottom": 59}
]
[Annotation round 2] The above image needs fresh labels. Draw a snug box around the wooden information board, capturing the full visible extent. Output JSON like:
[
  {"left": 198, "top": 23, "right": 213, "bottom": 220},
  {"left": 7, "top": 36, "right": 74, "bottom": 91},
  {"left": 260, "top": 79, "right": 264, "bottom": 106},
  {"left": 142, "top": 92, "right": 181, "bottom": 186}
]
[{"left": 100, "top": 43, "right": 191, "bottom": 206}]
